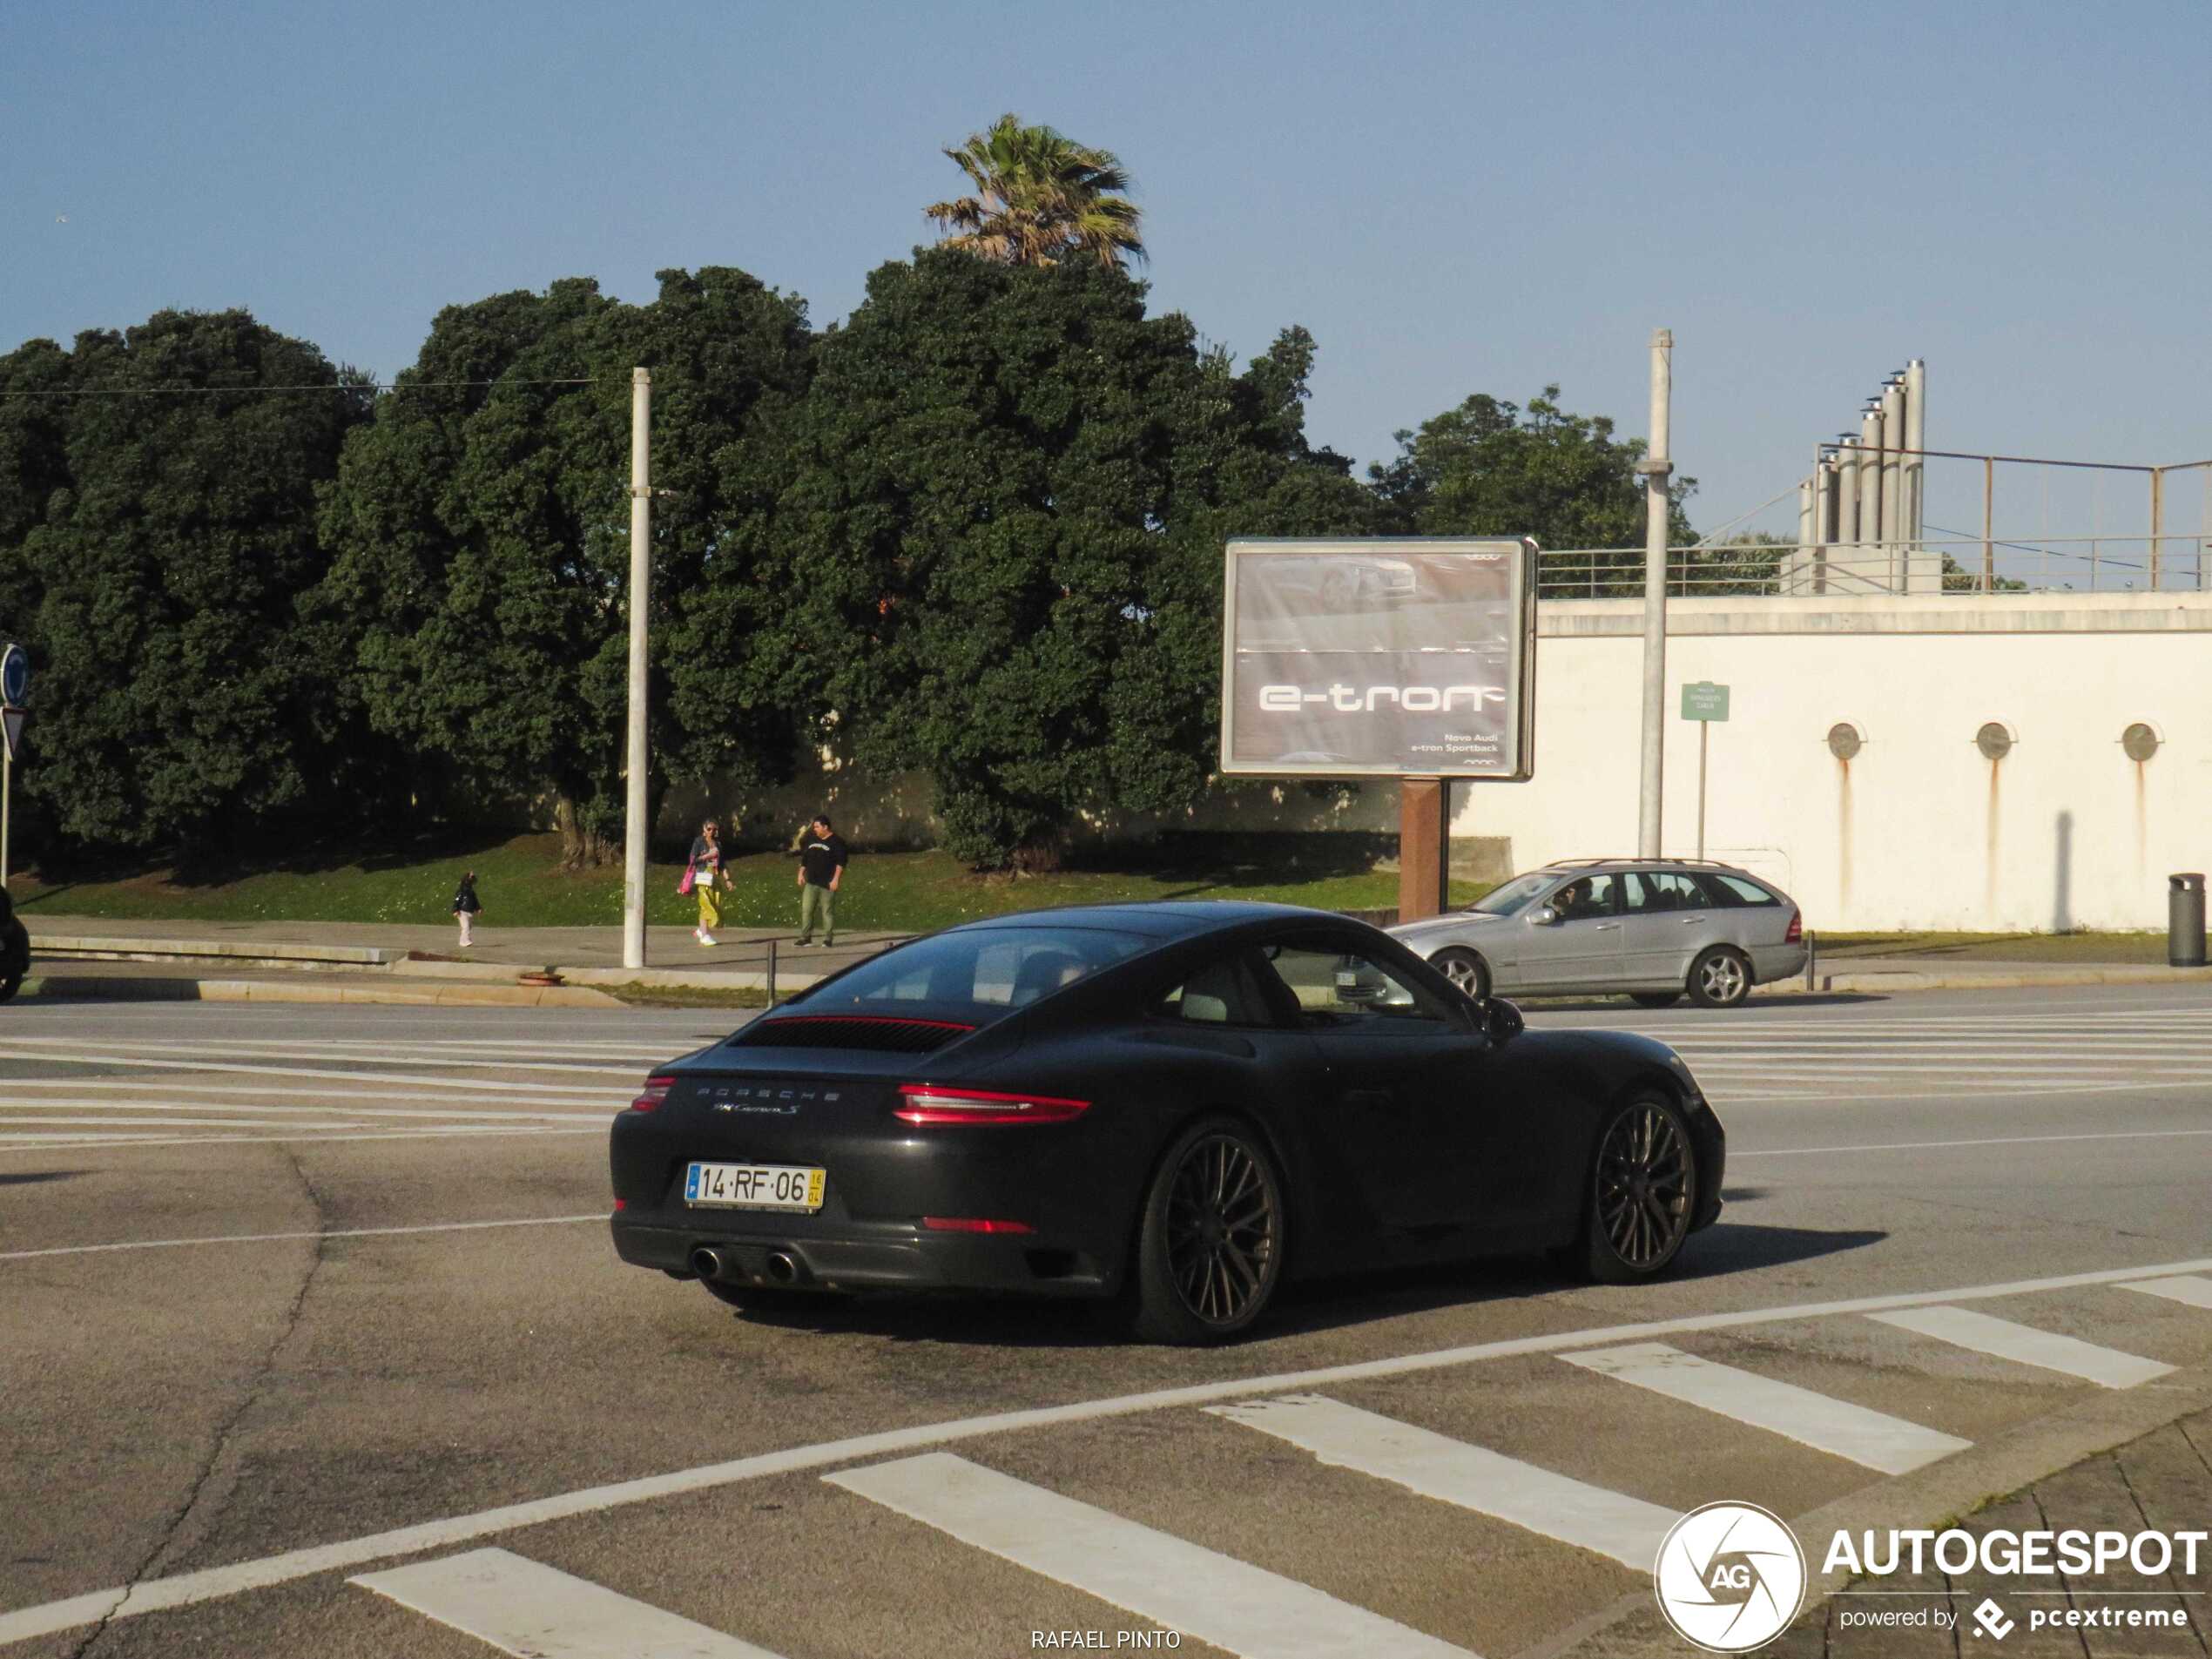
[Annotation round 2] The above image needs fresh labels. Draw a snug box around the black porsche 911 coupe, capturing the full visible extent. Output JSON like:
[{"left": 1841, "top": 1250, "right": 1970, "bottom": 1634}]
[{"left": 610, "top": 901, "right": 1724, "bottom": 1345}]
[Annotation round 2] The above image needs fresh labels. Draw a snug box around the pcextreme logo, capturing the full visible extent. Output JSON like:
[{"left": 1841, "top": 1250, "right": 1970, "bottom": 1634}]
[{"left": 1654, "top": 1502, "right": 1808, "bottom": 1653}]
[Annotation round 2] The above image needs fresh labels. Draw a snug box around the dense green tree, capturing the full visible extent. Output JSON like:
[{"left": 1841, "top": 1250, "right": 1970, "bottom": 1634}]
[
  {"left": 317, "top": 268, "right": 812, "bottom": 864},
  {"left": 737, "top": 250, "right": 1374, "bottom": 868},
  {"left": 926, "top": 113, "right": 1145, "bottom": 270},
  {"left": 0, "top": 311, "right": 374, "bottom": 853},
  {"left": 1368, "top": 387, "right": 1696, "bottom": 592}
]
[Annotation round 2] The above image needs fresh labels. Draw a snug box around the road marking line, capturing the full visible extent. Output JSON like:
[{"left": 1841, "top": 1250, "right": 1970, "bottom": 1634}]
[
  {"left": 0, "top": 1082, "right": 615, "bottom": 1109},
  {"left": 351, "top": 1547, "right": 787, "bottom": 1659},
  {"left": 0, "top": 1114, "right": 377, "bottom": 1130},
  {"left": 0, "top": 1049, "right": 619, "bottom": 1096},
  {"left": 1208, "top": 1393, "right": 1671, "bottom": 1572},
  {"left": 0, "top": 1091, "right": 610, "bottom": 1120},
  {"left": 0, "top": 1213, "right": 604, "bottom": 1263},
  {"left": 1866, "top": 1306, "right": 2176, "bottom": 1388},
  {"left": 826, "top": 1452, "right": 1470, "bottom": 1658},
  {"left": 2119, "top": 1275, "right": 2212, "bottom": 1311},
  {"left": 1558, "top": 1343, "right": 1970, "bottom": 1474},
  {"left": 7, "top": 1250, "right": 2210, "bottom": 1649},
  {"left": 0, "top": 1123, "right": 604, "bottom": 1154},
  {"left": 1732, "top": 1128, "right": 2212, "bottom": 1158}
]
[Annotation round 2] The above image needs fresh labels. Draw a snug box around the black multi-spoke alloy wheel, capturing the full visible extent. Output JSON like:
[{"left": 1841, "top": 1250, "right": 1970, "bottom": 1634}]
[
  {"left": 1629, "top": 990, "right": 1682, "bottom": 1008},
  {"left": 1686, "top": 945, "right": 1750, "bottom": 1008},
  {"left": 1584, "top": 1093, "right": 1697, "bottom": 1283},
  {"left": 1429, "top": 948, "right": 1490, "bottom": 1001},
  {"left": 1131, "top": 1117, "right": 1285, "bottom": 1345}
]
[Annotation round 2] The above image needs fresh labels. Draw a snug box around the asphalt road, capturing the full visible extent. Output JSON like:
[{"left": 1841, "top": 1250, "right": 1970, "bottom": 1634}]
[{"left": 1, "top": 988, "right": 2208, "bottom": 1659}]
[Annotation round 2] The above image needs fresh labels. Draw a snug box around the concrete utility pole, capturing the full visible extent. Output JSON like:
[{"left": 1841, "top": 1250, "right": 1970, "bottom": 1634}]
[
  {"left": 1636, "top": 329, "right": 1672, "bottom": 859},
  {"left": 623, "top": 368, "right": 651, "bottom": 971}
]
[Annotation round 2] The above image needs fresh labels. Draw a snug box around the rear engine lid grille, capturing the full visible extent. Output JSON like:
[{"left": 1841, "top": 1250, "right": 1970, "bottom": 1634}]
[{"left": 735, "top": 1015, "right": 975, "bottom": 1054}]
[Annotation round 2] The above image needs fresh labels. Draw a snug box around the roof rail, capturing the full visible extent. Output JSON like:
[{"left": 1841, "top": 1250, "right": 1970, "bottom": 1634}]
[{"left": 1545, "top": 855, "right": 1742, "bottom": 870}]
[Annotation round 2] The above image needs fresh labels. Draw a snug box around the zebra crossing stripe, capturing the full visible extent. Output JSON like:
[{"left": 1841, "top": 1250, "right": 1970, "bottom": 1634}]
[
  {"left": 2118, "top": 1274, "right": 2212, "bottom": 1311},
  {"left": 351, "top": 1547, "right": 786, "bottom": 1658},
  {"left": 1208, "top": 1393, "right": 1672, "bottom": 1572},
  {"left": 1868, "top": 1305, "right": 2176, "bottom": 1387},
  {"left": 826, "top": 1452, "right": 1472, "bottom": 1658},
  {"left": 1559, "top": 1343, "right": 1970, "bottom": 1474}
]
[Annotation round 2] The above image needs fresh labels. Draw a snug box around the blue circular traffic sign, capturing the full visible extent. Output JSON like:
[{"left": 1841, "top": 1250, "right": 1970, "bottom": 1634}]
[{"left": 1, "top": 644, "right": 25, "bottom": 706}]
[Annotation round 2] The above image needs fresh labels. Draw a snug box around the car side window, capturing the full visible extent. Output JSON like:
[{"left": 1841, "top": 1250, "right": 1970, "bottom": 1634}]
[
  {"left": 1548, "top": 873, "right": 1621, "bottom": 922},
  {"left": 1153, "top": 949, "right": 1275, "bottom": 1028},
  {"left": 1255, "top": 941, "right": 1457, "bottom": 1029},
  {"left": 1708, "top": 874, "right": 1779, "bottom": 907},
  {"left": 1625, "top": 872, "right": 1708, "bottom": 913}
]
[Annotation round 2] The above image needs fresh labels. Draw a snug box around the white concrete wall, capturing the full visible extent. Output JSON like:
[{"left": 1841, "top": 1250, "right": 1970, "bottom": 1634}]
[{"left": 1457, "top": 592, "right": 2212, "bottom": 932}]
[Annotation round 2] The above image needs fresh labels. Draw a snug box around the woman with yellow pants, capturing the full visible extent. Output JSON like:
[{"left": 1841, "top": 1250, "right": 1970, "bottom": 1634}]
[{"left": 690, "top": 819, "right": 725, "bottom": 945}]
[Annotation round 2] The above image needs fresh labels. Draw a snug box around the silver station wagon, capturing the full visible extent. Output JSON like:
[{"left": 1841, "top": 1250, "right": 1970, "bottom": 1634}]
[{"left": 1387, "top": 859, "right": 1807, "bottom": 1008}]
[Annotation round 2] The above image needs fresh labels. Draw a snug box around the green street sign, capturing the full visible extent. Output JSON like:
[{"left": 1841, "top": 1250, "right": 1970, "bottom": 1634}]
[{"left": 1681, "top": 681, "right": 1730, "bottom": 722}]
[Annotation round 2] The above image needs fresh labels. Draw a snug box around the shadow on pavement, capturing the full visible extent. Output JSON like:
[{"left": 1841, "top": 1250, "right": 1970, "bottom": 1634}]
[
  {"left": 0, "top": 1170, "right": 84, "bottom": 1187},
  {"left": 705, "top": 1224, "right": 1886, "bottom": 1349}
]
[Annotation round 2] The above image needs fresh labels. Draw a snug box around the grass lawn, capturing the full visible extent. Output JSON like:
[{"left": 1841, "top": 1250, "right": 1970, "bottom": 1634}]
[
  {"left": 5, "top": 832, "right": 1491, "bottom": 933},
  {"left": 1814, "top": 930, "right": 2175, "bottom": 963}
]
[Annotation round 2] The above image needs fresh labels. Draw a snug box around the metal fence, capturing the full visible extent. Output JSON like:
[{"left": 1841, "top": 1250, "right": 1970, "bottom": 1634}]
[{"left": 1537, "top": 535, "right": 2212, "bottom": 600}]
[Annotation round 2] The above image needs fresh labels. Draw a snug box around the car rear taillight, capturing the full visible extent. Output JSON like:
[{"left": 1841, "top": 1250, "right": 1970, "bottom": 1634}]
[
  {"left": 628, "top": 1075, "right": 677, "bottom": 1112},
  {"left": 921, "top": 1216, "right": 1035, "bottom": 1234},
  {"left": 894, "top": 1084, "right": 1089, "bottom": 1125},
  {"left": 1784, "top": 909, "right": 1803, "bottom": 944}
]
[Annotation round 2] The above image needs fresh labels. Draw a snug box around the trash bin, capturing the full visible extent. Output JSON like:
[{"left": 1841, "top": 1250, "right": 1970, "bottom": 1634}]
[{"left": 2170, "top": 873, "right": 2206, "bottom": 968}]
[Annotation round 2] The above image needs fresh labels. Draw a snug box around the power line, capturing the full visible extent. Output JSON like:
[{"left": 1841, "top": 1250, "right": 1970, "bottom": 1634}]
[{"left": 0, "top": 377, "right": 606, "bottom": 398}]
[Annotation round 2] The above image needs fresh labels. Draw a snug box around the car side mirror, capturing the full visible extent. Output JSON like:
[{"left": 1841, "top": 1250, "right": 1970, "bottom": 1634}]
[
  {"left": 1483, "top": 998, "right": 1525, "bottom": 1042},
  {"left": 1531, "top": 906, "right": 1560, "bottom": 926}
]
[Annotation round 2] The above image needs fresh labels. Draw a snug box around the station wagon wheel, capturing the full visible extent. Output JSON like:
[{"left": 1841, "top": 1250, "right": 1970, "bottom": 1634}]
[
  {"left": 1687, "top": 945, "right": 1750, "bottom": 1008},
  {"left": 1130, "top": 1118, "right": 1285, "bottom": 1345},
  {"left": 1584, "top": 1093, "right": 1696, "bottom": 1282},
  {"left": 1430, "top": 948, "right": 1489, "bottom": 1001}
]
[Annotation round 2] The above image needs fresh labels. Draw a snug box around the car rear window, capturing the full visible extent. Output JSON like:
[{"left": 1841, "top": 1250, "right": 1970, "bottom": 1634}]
[
  {"left": 1707, "top": 874, "right": 1780, "bottom": 906},
  {"left": 792, "top": 926, "right": 1155, "bottom": 1019}
]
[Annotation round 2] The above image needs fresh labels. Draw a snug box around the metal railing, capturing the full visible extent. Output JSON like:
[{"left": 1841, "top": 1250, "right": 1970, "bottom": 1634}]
[{"left": 1537, "top": 535, "right": 2212, "bottom": 600}]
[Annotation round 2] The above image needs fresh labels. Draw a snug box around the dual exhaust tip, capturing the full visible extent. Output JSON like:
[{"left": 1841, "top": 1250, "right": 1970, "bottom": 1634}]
[{"left": 689, "top": 1245, "right": 799, "bottom": 1285}]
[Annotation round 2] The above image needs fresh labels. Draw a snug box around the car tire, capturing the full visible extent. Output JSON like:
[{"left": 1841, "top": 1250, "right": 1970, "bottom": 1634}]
[
  {"left": 1687, "top": 945, "right": 1750, "bottom": 1008},
  {"left": 1629, "top": 991, "right": 1682, "bottom": 1008},
  {"left": 1129, "top": 1116, "right": 1285, "bottom": 1345},
  {"left": 1583, "top": 1092, "right": 1698, "bottom": 1284},
  {"left": 1429, "top": 948, "right": 1490, "bottom": 1001}
]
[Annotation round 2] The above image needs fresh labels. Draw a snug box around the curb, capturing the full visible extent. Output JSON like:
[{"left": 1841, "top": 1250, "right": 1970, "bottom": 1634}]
[
  {"left": 28, "top": 934, "right": 398, "bottom": 968},
  {"left": 1763, "top": 963, "right": 2212, "bottom": 996},
  {"left": 14, "top": 974, "right": 623, "bottom": 1009}
]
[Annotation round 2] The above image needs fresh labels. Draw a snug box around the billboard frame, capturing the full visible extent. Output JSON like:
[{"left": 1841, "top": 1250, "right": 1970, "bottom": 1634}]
[{"left": 1217, "top": 536, "right": 1540, "bottom": 781}]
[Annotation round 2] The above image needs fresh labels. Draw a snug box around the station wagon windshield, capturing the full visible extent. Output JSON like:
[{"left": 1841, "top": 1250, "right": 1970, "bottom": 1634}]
[{"left": 1467, "top": 873, "right": 1555, "bottom": 916}]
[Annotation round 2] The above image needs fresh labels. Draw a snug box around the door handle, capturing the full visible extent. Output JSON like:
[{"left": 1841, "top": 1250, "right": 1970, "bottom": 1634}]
[
  {"left": 1594, "top": 922, "right": 1619, "bottom": 932},
  {"left": 1681, "top": 916, "right": 1706, "bottom": 926}
]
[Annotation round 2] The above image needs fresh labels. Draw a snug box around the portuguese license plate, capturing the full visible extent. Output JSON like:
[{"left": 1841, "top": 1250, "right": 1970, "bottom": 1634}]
[{"left": 683, "top": 1161, "right": 826, "bottom": 1212}]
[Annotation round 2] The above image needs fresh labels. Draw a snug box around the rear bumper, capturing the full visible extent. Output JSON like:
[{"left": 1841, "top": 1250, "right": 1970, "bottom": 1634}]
[
  {"left": 1750, "top": 942, "right": 1809, "bottom": 984},
  {"left": 610, "top": 1217, "right": 1114, "bottom": 1298}
]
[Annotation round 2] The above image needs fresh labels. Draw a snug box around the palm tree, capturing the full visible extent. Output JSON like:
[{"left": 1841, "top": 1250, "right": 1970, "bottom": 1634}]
[{"left": 926, "top": 113, "right": 1145, "bottom": 270}]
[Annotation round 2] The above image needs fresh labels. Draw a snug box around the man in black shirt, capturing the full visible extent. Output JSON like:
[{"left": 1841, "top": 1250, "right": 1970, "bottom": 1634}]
[{"left": 794, "top": 813, "right": 849, "bottom": 946}]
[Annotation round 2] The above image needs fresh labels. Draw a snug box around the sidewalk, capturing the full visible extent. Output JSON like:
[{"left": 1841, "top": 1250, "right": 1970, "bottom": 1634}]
[
  {"left": 15, "top": 914, "right": 2212, "bottom": 1008},
  {"left": 18, "top": 916, "right": 906, "bottom": 1008}
]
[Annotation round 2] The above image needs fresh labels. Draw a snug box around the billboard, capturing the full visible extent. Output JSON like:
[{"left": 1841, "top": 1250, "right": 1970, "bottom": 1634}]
[{"left": 1218, "top": 537, "right": 1537, "bottom": 779}]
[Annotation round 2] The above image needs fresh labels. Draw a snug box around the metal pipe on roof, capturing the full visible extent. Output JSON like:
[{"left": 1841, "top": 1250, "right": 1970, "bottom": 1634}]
[{"left": 1905, "top": 359, "right": 1928, "bottom": 590}]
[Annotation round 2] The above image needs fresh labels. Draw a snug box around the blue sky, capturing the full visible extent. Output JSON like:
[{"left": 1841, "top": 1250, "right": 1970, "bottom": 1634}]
[{"left": 6, "top": 0, "right": 2209, "bottom": 553}]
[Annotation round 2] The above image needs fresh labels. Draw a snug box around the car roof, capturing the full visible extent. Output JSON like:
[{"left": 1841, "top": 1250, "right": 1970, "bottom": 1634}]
[
  {"left": 936, "top": 900, "right": 1333, "bottom": 941},
  {"left": 1536, "top": 858, "right": 1759, "bottom": 876}
]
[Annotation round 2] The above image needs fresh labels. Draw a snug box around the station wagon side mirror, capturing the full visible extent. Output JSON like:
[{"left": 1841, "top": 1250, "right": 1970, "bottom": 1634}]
[
  {"left": 1483, "top": 998, "right": 1525, "bottom": 1043},
  {"left": 1531, "top": 906, "right": 1561, "bottom": 926}
]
